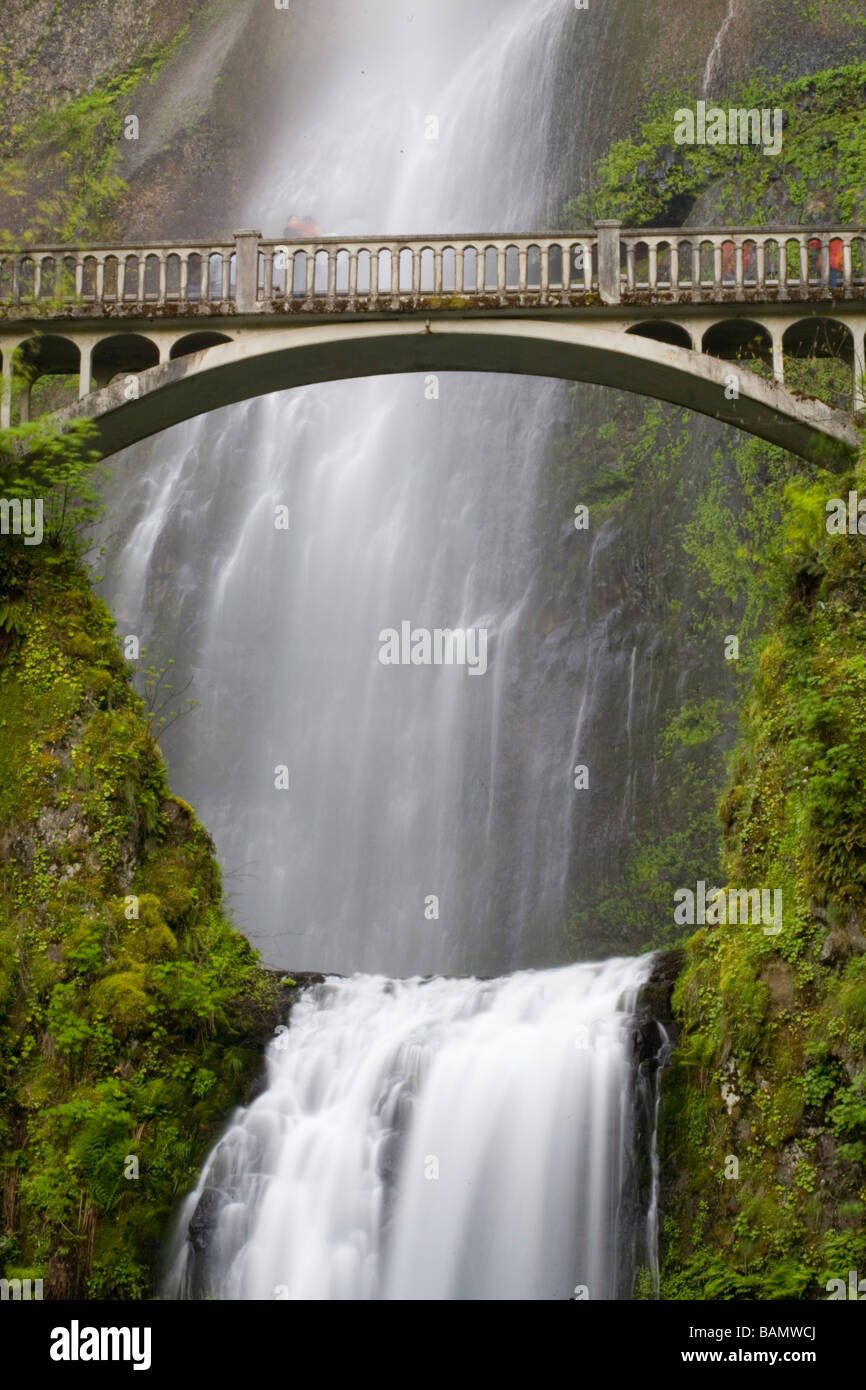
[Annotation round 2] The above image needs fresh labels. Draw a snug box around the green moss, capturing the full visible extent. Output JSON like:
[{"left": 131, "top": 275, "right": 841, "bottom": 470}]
[
  {"left": 660, "top": 448, "right": 866, "bottom": 1300},
  {"left": 0, "top": 552, "right": 281, "bottom": 1298}
]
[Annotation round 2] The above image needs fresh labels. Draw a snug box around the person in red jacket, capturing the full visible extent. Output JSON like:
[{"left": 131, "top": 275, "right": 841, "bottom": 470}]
[{"left": 283, "top": 215, "right": 320, "bottom": 239}]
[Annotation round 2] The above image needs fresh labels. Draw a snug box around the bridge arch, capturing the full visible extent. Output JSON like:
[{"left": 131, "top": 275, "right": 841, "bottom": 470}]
[
  {"left": 703, "top": 319, "right": 774, "bottom": 373},
  {"left": 782, "top": 316, "right": 855, "bottom": 411},
  {"left": 55, "top": 318, "right": 859, "bottom": 468},
  {"left": 13, "top": 333, "right": 81, "bottom": 420},
  {"left": 92, "top": 333, "right": 160, "bottom": 389},
  {"left": 626, "top": 321, "right": 693, "bottom": 350},
  {"left": 169, "top": 332, "right": 233, "bottom": 361},
  {"left": 782, "top": 316, "right": 854, "bottom": 364}
]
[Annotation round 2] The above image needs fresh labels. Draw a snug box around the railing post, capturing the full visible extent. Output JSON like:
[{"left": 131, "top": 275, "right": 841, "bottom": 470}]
[
  {"left": 234, "top": 229, "right": 261, "bottom": 312},
  {"left": 596, "top": 220, "right": 621, "bottom": 304}
]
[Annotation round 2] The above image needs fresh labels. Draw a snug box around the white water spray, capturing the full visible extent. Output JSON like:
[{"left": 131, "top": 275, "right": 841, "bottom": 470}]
[{"left": 165, "top": 957, "right": 655, "bottom": 1300}]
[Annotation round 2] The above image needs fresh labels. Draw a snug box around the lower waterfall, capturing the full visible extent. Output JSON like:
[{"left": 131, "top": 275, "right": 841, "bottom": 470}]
[{"left": 164, "top": 955, "right": 661, "bottom": 1301}]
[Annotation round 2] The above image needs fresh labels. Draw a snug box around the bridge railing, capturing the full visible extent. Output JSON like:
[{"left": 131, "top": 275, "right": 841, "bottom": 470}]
[
  {"left": 0, "top": 226, "right": 864, "bottom": 317},
  {"left": 255, "top": 235, "right": 600, "bottom": 309},
  {"left": 0, "top": 241, "right": 238, "bottom": 313},
  {"left": 616, "top": 227, "right": 866, "bottom": 300}
]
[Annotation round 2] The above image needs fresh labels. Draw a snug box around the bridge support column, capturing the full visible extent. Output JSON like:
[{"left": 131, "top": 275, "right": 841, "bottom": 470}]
[
  {"left": 853, "top": 323, "right": 866, "bottom": 415},
  {"left": 234, "top": 230, "right": 261, "bottom": 313},
  {"left": 78, "top": 342, "right": 93, "bottom": 400},
  {"left": 1, "top": 347, "right": 14, "bottom": 428},
  {"left": 771, "top": 328, "right": 785, "bottom": 385},
  {"left": 596, "top": 220, "right": 621, "bottom": 304}
]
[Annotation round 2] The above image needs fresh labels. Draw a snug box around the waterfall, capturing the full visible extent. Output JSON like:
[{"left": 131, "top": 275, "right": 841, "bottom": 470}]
[
  {"left": 97, "top": 0, "right": 597, "bottom": 979},
  {"left": 164, "top": 957, "right": 657, "bottom": 1301},
  {"left": 702, "top": 0, "right": 737, "bottom": 95},
  {"left": 90, "top": 0, "right": 671, "bottom": 1298}
]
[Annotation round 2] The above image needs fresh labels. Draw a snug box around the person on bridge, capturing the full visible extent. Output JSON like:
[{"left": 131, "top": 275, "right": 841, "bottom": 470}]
[
  {"left": 808, "top": 236, "right": 845, "bottom": 290},
  {"left": 283, "top": 215, "right": 321, "bottom": 239}
]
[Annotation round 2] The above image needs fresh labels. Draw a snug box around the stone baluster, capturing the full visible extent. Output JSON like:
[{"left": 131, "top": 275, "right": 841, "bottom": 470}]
[
  {"left": 304, "top": 248, "right": 315, "bottom": 305},
  {"left": 626, "top": 240, "right": 635, "bottom": 291},
  {"left": 713, "top": 240, "right": 723, "bottom": 293},
  {"left": 670, "top": 241, "right": 679, "bottom": 294},
  {"left": 799, "top": 235, "right": 809, "bottom": 298},
  {"left": 691, "top": 242, "right": 701, "bottom": 300},
  {"left": 540, "top": 242, "right": 550, "bottom": 298},
  {"left": 518, "top": 245, "right": 528, "bottom": 296},
  {"left": 455, "top": 246, "right": 464, "bottom": 295},
  {"left": 735, "top": 241, "right": 744, "bottom": 300},
  {"left": 477, "top": 248, "right": 486, "bottom": 295},
  {"left": 820, "top": 234, "right": 831, "bottom": 295},
  {"left": 137, "top": 256, "right": 147, "bottom": 304},
  {"left": 413, "top": 247, "right": 422, "bottom": 297},
  {"left": 433, "top": 247, "right": 443, "bottom": 295},
  {"left": 497, "top": 245, "right": 506, "bottom": 298},
  {"left": 648, "top": 241, "right": 658, "bottom": 291},
  {"left": 95, "top": 258, "right": 105, "bottom": 307},
  {"left": 844, "top": 238, "right": 853, "bottom": 298},
  {"left": 366, "top": 248, "right": 377, "bottom": 303},
  {"left": 75, "top": 258, "right": 85, "bottom": 299},
  {"left": 389, "top": 245, "right": 399, "bottom": 303},
  {"left": 756, "top": 240, "right": 765, "bottom": 290},
  {"left": 261, "top": 249, "right": 274, "bottom": 305},
  {"left": 327, "top": 249, "right": 337, "bottom": 306},
  {"left": 348, "top": 250, "right": 359, "bottom": 304},
  {"left": 179, "top": 254, "right": 189, "bottom": 305}
]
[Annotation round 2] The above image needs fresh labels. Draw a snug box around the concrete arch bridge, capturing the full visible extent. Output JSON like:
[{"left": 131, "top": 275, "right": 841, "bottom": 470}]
[{"left": 0, "top": 223, "right": 864, "bottom": 465}]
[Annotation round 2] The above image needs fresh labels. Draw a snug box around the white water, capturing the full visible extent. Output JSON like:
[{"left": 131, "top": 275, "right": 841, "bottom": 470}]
[
  {"left": 164, "top": 956, "right": 653, "bottom": 1300},
  {"left": 98, "top": 0, "right": 595, "bottom": 978},
  {"left": 100, "top": 1, "right": 670, "bottom": 1299},
  {"left": 702, "top": 0, "right": 737, "bottom": 95}
]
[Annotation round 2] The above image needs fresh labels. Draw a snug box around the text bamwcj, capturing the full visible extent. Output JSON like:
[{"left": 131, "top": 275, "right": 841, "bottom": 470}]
[{"left": 378, "top": 622, "right": 488, "bottom": 676}]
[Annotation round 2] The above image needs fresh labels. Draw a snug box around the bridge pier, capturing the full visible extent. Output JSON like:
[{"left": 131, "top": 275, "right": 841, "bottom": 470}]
[
  {"left": 854, "top": 323, "right": 866, "bottom": 414},
  {"left": 771, "top": 328, "right": 785, "bottom": 385},
  {"left": 0, "top": 347, "right": 14, "bottom": 428}
]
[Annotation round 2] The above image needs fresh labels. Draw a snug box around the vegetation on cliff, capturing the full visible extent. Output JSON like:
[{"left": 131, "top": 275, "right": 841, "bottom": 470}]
[
  {"left": 0, "top": 429, "right": 283, "bottom": 1298},
  {"left": 660, "top": 452, "right": 866, "bottom": 1298}
]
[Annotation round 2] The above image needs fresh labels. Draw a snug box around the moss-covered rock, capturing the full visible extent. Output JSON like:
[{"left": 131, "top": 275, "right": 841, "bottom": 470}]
[
  {"left": 658, "top": 455, "right": 866, "bottom": 1300},
  {"left": 0, "top": 546, "right": 285, "bottom": 1298}
]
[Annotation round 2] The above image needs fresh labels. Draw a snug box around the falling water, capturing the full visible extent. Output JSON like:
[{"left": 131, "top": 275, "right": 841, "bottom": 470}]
[
  {"left": 702, "top": 0, "right": 737, "bottom": 95},
  {"left": 98, "top": 0, "right": 604, "bottom": 978},
  {"left": 164, "top": 957, "right": 656, "bottom": 1301},
  {"left": 93, "top": 0, "right": 670, "bottom": 1297}
]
